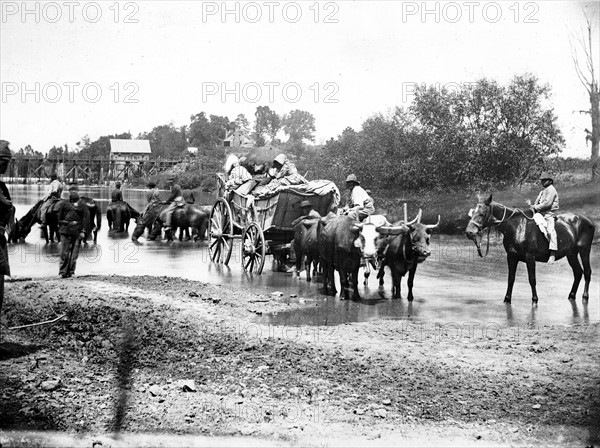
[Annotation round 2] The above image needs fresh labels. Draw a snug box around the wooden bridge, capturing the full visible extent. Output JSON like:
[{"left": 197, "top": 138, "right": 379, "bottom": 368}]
[{"left": 2, "top": 156, "right": 221, "bottom": 184}]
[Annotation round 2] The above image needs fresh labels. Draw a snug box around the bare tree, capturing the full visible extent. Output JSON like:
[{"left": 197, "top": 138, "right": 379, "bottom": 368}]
[{"left": 570, "top": 6, "right": 600, "bottom": 181}]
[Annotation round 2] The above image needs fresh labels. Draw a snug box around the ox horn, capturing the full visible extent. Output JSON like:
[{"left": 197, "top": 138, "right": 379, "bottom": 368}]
[
  {"left": 406, "top": 209, "right": 422, "bottom": 226},
  {"left": 425, "top": 215, "right": 441, "bottom": 230}
]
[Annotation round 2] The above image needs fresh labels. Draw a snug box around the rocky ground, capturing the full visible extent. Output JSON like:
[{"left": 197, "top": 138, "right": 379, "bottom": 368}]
[{"left": 1, "top": 275, "right": 599, "bottom": 447}]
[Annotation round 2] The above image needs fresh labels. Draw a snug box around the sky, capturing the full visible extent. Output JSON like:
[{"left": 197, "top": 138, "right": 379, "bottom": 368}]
[{"left": 1, "top": 1, "right": 599, "bottom": 158}]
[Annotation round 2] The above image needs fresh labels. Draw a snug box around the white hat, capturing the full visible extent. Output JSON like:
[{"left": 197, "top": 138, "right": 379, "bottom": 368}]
[
  {"left": 224, "top": 154, "right": 239, "bottom": 173},
  {"left": 273, "top": 154, "right": 286, "bottom": 166}
]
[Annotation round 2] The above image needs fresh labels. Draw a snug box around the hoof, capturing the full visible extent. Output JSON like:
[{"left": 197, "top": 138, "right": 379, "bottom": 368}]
[
  {"left": 583, "top": 295, "right": 589, "bottom": 302},
  {"left": 568, "top": 293, "right": 576, "bottom": 301},
  {"left": 532, "top": 298, "right": 538, "bottom": 304}
]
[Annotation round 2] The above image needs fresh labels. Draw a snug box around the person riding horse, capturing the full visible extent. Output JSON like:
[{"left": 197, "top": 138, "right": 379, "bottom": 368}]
[
  {"left": 39, "top": 173, "right": 63, "bottom": 225},
  {"left": 528, "top": 171, "right": 559, "bottom": 264},
  {"left": 163, "top": 177, "right": 184, "bottom": 232}
]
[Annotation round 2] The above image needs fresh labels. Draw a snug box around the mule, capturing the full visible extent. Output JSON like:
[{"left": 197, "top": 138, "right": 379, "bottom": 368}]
[
  {"left": 465, "top": 195, "right": 594, "bottom": 304},
  {"left": 11, "top": 197, "right": 101, "bottom": 244},
  {"left": 131, "top": 203, "right": 209, "bottom": 242},
  {"left": 107, "top": 201, "right": 140, "bottom": 233}
]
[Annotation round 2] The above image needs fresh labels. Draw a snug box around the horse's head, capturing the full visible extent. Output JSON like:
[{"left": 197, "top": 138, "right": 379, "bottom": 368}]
[{"left": 465, "top": 194, "right": 493, "bottom": 257}]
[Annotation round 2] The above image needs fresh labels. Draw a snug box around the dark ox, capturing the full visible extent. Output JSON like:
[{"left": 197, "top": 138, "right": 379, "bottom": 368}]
[
  {"left": 317, "top": 214, "right": 380, "bottom": 300},
  {"left": 293, "top": 217, "right": 320, "bottom": 282},
  {"left": 376, "top": 210, "right": 440, "bottom": 300},
  {"left": 465, "top": 195, "right": 594, "bottom": 304}
]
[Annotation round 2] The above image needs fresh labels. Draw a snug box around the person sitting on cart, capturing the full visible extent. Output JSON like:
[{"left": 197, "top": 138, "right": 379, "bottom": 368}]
[
  {"left": 256, "top": 154, "right": 307, "bottom": 197},
  {"left": 342, "top": 174, "right": 374, "bottom": 222},
  {"left": 270, "top": 154, "right": 306, "bottom": 186},
  {"left": 224, "top": 154, "right": 252, "bottom": 195},
  {"left": 163, "top": 176, "right": 185, "bottom": 231}
]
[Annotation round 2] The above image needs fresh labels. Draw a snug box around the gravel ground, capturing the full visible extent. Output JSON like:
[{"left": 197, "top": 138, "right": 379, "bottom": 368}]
[{"left": 1, "top": 275, "right": 598, "bottom": 447}]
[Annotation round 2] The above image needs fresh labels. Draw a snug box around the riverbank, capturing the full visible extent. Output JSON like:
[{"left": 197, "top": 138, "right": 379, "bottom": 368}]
[
  {"left": 1, "top": 275, "right": 598, "bottom": 447},
  {"left": 374, "top": 176, "right": 600, "bottom": 236}
]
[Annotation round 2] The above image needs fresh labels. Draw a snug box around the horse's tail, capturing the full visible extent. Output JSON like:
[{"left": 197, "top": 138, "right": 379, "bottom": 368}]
[{"left": 577, "top": 214, "right": 595, "bottom": 246}]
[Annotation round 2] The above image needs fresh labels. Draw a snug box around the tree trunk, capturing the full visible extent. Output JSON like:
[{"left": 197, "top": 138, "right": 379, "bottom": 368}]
[{"left": 590, "top": 82, "right": 600, "bottom": 182}]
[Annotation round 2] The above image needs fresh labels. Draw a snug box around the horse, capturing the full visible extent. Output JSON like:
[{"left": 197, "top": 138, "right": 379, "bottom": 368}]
[
  {"left": 107, "top": 201, "right": 140, "bottom": 234},
  {"left": 131, "top": 202, "right": 209, "bottom": 243},
  {"left": 465, "top": 194, "right": 594, "bottom": 304},
  {"left": 11, "top": 197, "right": 102, "bottom": 244}
]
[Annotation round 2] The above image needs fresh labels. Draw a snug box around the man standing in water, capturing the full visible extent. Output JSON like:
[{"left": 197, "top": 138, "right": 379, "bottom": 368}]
[
  {"left": 0, "top": 141, "right": 13, "bottom": 319},
  {"left": 57, "top": 185, "right": 90, "bottom": 278}
]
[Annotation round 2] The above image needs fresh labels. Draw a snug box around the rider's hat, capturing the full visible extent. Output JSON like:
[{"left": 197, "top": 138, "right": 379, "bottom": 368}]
[
  {"left": 147, "top": 181, "right": 156, "bottom": 188},
  {"left": 300, "top": 200, "right": 313, "bottom": 209},
  {"left": 539, "top": 171, "right": 553, "bottom": 181},
  {"left": 345, "top": 174, "right": 360, "bottom": 185}
]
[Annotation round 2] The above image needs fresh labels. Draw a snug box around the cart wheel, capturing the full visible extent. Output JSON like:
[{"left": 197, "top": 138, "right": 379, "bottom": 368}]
[
  {"left": 209, "top": 198, "right": 234, "bottom": 265},
  {"left": 242, "top": 222, "right": 266, "bottom": 274}
]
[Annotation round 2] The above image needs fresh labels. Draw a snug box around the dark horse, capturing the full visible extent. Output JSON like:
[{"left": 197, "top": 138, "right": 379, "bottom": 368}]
[
  {"left": 465, "top": 195, "right": 594, "bottom": 304},
  {"left": 11, "top": 197, "right": 102, "bottom": 244},
  {"left": 107, "top": 201, "right": 140, "bottom": 233},
  {"left": 131, "top": 203, "right": 209, "bottom": 242}
]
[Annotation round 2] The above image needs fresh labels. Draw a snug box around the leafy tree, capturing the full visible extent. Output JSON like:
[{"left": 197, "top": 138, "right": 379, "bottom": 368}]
[
  {"left": 282, "top": 110, "right": 316, "bottom": 143},
  {"left": 253, "top": 106, "right": 280, "bottom": 146},
  {"left": 319, "top": 75, "right": 564, "bottom": 191},
  {"left": 188, "top": 112, "right": 231, "bottom": 151},
  {"left": 139, "top": 124, "right": 187, "bottom": 158},
  {"left": 233, "top": 114, "right": 251, "bottom": 136}
]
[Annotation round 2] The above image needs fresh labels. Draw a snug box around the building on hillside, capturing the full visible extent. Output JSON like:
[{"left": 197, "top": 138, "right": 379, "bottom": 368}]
[
  {"left": 223, "top": 130, "right": 254, "bottom": 148},
  {"left": 109, "top": 139, "right": 151, "bottom": 180}
]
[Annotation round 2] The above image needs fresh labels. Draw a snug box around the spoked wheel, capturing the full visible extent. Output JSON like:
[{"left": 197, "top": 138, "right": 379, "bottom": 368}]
[
  {"left": 241, "top": 222, "right": 266, "bottom": 274},
  {"left": 209, "top": 198, "right": 234, "bottom": 265}
]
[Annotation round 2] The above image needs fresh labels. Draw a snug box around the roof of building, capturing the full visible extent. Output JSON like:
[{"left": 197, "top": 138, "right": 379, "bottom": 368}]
[{"left": 110, "top": 139, "right": 151, "bottom": 154}]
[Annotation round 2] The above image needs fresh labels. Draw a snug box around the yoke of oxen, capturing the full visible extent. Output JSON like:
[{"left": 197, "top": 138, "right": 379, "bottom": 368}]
[
  {"left": 364, "top": 214, "right": 391, "bottom": 228},
  {"left": 377, "top": 225, "right": 410, "bottom": 236}
]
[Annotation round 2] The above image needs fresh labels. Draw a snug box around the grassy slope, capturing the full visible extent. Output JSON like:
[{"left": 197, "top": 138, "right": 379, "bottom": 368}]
[{"left": 374, "top": 171, "right": 600, "bottom": 237}]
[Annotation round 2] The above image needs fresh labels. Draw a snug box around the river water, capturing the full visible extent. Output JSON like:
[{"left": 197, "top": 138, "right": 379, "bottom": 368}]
[{"left": 5, "top": 185, "right": 599, "bottom": 328}]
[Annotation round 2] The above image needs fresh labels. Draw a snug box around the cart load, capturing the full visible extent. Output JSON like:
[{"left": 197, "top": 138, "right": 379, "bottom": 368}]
[{"left": 209, "top": 179, "right": 340, "bottom": 274}]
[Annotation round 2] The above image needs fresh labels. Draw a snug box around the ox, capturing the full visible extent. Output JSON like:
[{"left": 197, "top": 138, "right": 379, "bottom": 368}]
[
  {"left": 376, "top": 210, "right": 440, "bottom": 300},
  {"left": 293, "top": 217, "right": 320, "bottom": 282},
  {"left": 317, "top": 214, "right": 380, "bottom": 300}
]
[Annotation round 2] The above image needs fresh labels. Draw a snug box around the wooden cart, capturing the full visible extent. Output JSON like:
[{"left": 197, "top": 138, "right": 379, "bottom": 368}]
[{"left": 208, "top": 185, "right": 336, "bottom": 274}]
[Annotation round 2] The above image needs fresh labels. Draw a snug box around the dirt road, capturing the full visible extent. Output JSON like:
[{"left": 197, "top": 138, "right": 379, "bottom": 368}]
[{"left": 1, "top": 275, "right": 598, "bottom": 447}]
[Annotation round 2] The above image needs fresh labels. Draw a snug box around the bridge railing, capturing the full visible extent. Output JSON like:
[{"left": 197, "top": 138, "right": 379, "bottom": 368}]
[{"left": 1, "top": 157, "right": 223, "bottom": 184}]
